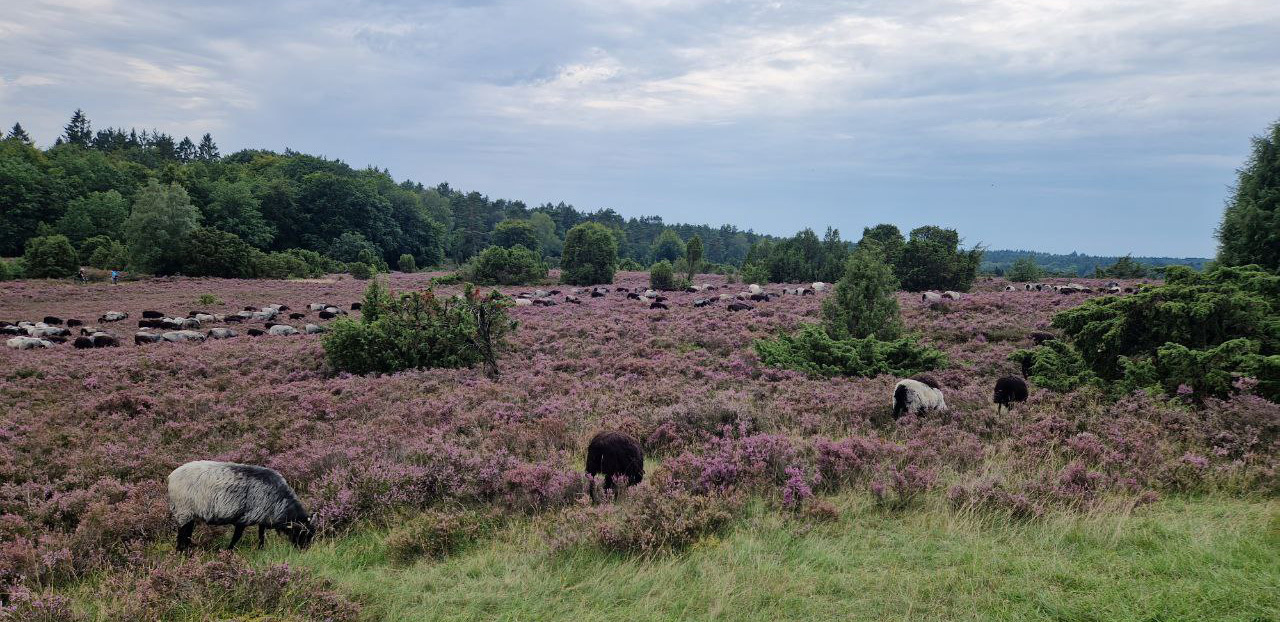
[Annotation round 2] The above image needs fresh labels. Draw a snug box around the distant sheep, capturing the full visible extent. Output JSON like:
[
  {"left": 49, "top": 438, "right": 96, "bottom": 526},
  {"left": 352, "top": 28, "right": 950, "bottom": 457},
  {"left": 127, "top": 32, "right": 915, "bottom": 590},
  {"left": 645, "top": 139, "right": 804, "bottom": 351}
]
[
  {"left": 921, "top": 292, "right": 943, "bottom": 302},
  {"left": 268, "top": 324, "right": 299, "bottom": 336},
  {"left": 727, "top": 302, "right": 754, "bottom": 312},
  {"left": 207, "top": 328, "right": 238, "bottom": 339},
  {"left": 167, "top": 460, "right": 315, "bottom": 551},
  {"left": 289, "top": 312, "right": 306, "bottom": 320},
  {"left": 247, "top": 328, "right": 265, "bottom": 337},
  {"left": 162, "top": 330, "right": 205, "bottom": 343},
  {"left": 351, "top": 302, "right": 362, "bottom": 311},
  {"left": 812, "top": 282, "right": 827, "bottom": 292},
  {"left": 66, "top": 319, "right": 83, "bottom": 328},
  {"left": 142, "top": 310, "right": 165, "bottom": 319},
  {"left": 892, "top": 378, "right": 947, "bottom": 419},
  {"left": 649, "top": 301, "right": 668, "bottom": 310},
  {"left": 304, "top": 324, "right": 326, "bottom": 334},
  {"left": 99, "top": 311, "right": 128, "bottom": 322},
  {"left": 585, "top": 431, "right": 644, "bottom": 500},
  {"left": 7, "top": 336, "right": 52, "bottom": 350},
  {"left": 993, "top": 376, "right": 1029, "bottom": 412},
  {"left": 942, "top": 291, "right": 962, "bottom": 300},
  {"left": 564, "top": 296, "right": 582, "bottom": 304},
  {"left": 41, "top": 316, "right": 62, "bottom": 325},
  {"left": 134, "top": 332, "right": 162, "bottom": 345}
]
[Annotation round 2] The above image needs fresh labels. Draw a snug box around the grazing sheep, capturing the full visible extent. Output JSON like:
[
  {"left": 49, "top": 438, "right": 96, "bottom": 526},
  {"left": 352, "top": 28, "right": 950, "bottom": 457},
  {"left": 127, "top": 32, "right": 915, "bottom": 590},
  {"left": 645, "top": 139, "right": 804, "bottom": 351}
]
[
  {"left": 74, "top": 336, "right": 94, "bottom": 349},
  {"left": 1004, "top": 285, "right": 1016, "bottom": 292},
  {"left": 812, "top": 282, "right": 827, "bottom": 292},
  {"left": 564, "top": 296, "right": 582, "bottom": 304},
  {"left": 591, "top": 289, "right": 606, "bottom": 298},
  {"left": 750, "top": 293, "right": 771, "bottom": 302},
  {"left": 351, "top": 302, "right": 362, "bottom": 311},
  {"left": 892, "top": 378, "right": 947, "bottom": 419},
  {"left": 269, "top": 324, "right": 299, "bottom": 336},
  {"left": 0, "top": 325, "right": 22, "bottom": 336},
  {"left": 921, "top": 292, "right": 943, "bottom": 302},
  {"left": 304, "top": 324, "right": 327, "bottom": 334},
  {"left": 727, "top": 301, "right": 754, "bottom": 312},
  {"left": 289, "top": 312, "right": 306, "bottom": 320},
  {"left": 39, "top": 316, "right": 62, "bottom": 326},
  {"left": 162, "top": 330, "right": 206, "bottom": 343},
  {"left": 942, "top": 291, "right": 962, "bottom": 300},
  {"left": 167, "top": 460, "right": 315, "bottom": 551},
  {"left": 247, "top": 328, "right": 265, "bottom": 337},
  {"left": 7, "top": 336, "right": 52, "bottom": 350},
  {"left": 514, "top": 298, "right": 534, "bottom": 307},
  {"left": 308, "top": 303, "right": 326, "bottom": 311},
  {"left": 533, "top": 299, "right": 557, "bottom": 307},
  {"left": 99, "top": 311, "right": 128, "bottom": 322},
  {"left": 585, "top": 431, "right": 644, "bottom": 500},
  {"left": 66, "top": 319, "right": 83, "bottom": 328},
  {"left": 142, "top": 310, "right": 165, "bottom": 319},
  {"left": 317, "top": 310, "right": 336, "bottom": 319},
  {"left": 693, "top": 298, "right": 712, "bottom": 308},
  {"left": 626, "top": 293, "right": 641, "bottom": 300},
  {"left": 748, "top": 284, "right": 763, "bottom": 295},
  {"left": 207, "top": 328, "right": 237, "bottom": 339},
  {"left": 650, "top": 301, "right": 668, "bottom": 310},
  {"left": 993, "top": 376, "right": 1029, "bottom": 413},
  {"left": 801, "top": 288, "right": 815, "bottom": 296},
  {"left": 134, "top": 332, "right": 162, "bottom": 345},
  {"left": 28, "top": 325, "right": 69, "bottom": 338}
]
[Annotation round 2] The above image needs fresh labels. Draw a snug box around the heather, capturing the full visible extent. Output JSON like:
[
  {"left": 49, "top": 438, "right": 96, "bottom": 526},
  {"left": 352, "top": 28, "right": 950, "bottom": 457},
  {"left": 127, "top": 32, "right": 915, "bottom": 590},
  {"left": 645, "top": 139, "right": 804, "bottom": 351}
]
[{"left": 1, "top": 272, "right": 1277, "bottom": 618}]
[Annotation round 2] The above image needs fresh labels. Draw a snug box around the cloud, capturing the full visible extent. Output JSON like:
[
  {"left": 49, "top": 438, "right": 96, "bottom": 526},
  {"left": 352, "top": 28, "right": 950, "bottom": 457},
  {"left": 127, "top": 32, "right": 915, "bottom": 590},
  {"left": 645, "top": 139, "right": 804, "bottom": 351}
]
[{"left": 0, "top": 0, "right": 1276, "bottom": 256}]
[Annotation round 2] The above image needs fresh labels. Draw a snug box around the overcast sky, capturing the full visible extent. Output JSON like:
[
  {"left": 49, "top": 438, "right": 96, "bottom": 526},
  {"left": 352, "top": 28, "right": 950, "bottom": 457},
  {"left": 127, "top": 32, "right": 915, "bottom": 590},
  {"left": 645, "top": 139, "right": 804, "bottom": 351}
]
[{"left": 3, "top": 0, "right": 1278, "bottom": 257}]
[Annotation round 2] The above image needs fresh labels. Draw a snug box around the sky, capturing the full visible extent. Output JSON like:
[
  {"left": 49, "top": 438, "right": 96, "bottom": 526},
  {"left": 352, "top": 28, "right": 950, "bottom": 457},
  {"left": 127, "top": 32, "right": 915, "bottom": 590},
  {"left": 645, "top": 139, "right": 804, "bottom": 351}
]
[{"left": 3, "top": 0, "right": 1279, "bottom": 257}]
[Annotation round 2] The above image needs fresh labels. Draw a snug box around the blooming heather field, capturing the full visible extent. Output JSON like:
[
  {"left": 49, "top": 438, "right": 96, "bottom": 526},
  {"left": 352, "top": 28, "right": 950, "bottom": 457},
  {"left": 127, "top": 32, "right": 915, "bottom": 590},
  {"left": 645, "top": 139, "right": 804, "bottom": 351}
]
[{"left": 1, "top": 273, "right": 1277, "bottom": 620}]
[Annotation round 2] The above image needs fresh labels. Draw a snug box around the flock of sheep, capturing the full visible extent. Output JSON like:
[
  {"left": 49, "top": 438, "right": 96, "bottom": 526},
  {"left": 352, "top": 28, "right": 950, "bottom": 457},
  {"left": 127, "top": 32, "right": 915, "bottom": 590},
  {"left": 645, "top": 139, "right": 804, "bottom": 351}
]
[
  {"left": 1, "top": 302, "right": 360, "bottom": 351},
  {"left": 6, "top": 279, "right": 1060, "bottom": 551}
]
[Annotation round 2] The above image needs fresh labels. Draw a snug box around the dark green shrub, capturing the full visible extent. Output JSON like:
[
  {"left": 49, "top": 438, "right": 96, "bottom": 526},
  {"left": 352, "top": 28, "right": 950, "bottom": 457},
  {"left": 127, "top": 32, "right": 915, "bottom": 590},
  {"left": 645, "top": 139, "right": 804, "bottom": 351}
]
[
  {"left": 349, "top": 262, "right": 374, "bottom": 280},
  {"left": 1006, "top": 257, "right": 1043, "bottom": 282},
  {"left": 1009, "top": 341, "right": 1100, "bottom": 393},
  {"left": 821, "top": 246, "right": 902, "bottom": 340},
  {"left": 179, "top": 228, "right": 257, "bottom": 278},
  {"left": 21, "top": 234, "right": 79, "bottom": 278},
  {"left": 1120, "top": 340, "right": 1279, "bottom": 400},
  {"left": 1050, "top": 264, "right": 1278, "bottom": 400},
  {"left": 254, "top": 251, "right": 311, "bottom": 279},
  {"left": 651, "top": 229, "right": 685, "bottom": 263},
  {"left": 740, "top": 262, "right": 769, "bottom": 286},
  {"left": 755, "top": 324, "right": 946, "bottom": 378},
  {"left": 649, "top": 260, "right": 675, "bottom": 290},
  {"left": 896, "top": 226, "right": 983, "bottom": 292},
  {"left": 0, "top": 258, "right": 20, "bottom": 281},
  {"left": 284, "top": 248, "right": 340, "bottom": 276},
  {"left": 492, "top": 219, "right": 540, "bottom": 252},
  {"left": 323, "top": 281, "right": 515, "bottom": 376},
  {"left": 398, "top": 253, "right": 417, "bottom": 273},
  {"left": 561, "top": 222, "right": 617, "bottom": 285},
  {"left": 459, "top": 245, "right": 546, "bottom": 285}
]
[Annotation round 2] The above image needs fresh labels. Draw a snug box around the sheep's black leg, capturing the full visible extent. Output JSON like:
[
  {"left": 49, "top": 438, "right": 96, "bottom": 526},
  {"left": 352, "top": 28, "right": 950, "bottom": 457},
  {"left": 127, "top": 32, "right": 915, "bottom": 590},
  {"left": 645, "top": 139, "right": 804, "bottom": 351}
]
[
  {"left": 228, "top": 525, "right": 245, "bottom": 550},
  {"left": 177, "top": 521, "right": 195, "bottom": 552},
  {"left": 257, "top": 525, "right": 266, "bottom": 549}
]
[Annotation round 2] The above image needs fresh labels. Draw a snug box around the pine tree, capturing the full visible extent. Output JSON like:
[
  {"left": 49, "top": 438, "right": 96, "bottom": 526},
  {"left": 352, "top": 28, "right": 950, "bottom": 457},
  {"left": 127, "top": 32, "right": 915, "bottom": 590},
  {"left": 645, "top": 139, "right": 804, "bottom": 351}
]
[
  {"left": 1217, "top": 118, "right": 1280, "bottom": 272},
  {"left": 6, "top": 122, "right": 32, "bottom": 144},
  {"left": 63, "top": 109, "right": 91, "bottom": 146},
  {"left": 176, "top": 136, "right": 196, "bottom": 162},
  {"left": 821, "top": 245, "right": 903, "bottom": 340},
  {"left": 197, "top": 133, "right": 219, "bottom": 161},
  {"left": 685, "top": 235, "right": 703, "bottom": 282}
]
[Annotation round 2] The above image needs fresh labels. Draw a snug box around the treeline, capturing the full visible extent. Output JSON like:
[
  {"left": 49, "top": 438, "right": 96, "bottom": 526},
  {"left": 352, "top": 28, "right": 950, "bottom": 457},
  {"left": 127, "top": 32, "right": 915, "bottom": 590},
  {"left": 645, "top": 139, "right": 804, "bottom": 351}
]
[
  {"left": 981, "top": 249, "right": 1209, "bottom": 278},
  {"left": 0, "top": 111, "right": 777, "bottom": 279}
]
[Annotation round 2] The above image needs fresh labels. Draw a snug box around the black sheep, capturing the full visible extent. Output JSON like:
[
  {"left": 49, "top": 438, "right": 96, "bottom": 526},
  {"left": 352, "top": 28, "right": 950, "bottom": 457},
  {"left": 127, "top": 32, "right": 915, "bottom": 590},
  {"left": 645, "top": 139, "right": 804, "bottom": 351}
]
[
  {"left": 649, "top": 301, "right": 668, "bottom": 310},
  {"left": 585, "top": 431, "right": 644, "bottom": 500},
  {"left": 727, "top": 302, "right": 754, "bottom": 312},
  {"left": 351, "top": 302, "right": 363, "bottom": 311},
  {"left": 42, "top": 316, "right": 62, "bottom": 325},
  {"left": 66, "top": 319, "right": 83, "bottom": 328},
  {"left": 289, "top": 312, "right": 306, "bottom": 320},
  {"left": 142, "top": 310, "right": 165, "bottom": 319},
  {"left": 993, "top": 376, "right": 1029, "bottom": 412},
  {"left": 73, "top": 336, "right": 94, "bottom": 349}
]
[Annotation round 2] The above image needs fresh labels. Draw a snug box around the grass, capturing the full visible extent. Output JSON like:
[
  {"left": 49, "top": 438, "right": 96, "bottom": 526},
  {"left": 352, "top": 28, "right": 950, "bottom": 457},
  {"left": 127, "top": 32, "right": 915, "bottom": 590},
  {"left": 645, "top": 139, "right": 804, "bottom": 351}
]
[{"left": 240, "top": 494, "right": 1280, "bottom": 622}]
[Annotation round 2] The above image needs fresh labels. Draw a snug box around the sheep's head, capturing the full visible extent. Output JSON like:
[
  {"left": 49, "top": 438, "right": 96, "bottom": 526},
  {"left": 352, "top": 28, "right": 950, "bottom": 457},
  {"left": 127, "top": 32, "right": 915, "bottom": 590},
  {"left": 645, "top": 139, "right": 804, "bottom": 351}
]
[{"left": 281, "top": 517, "right": 315, "bottom": 548}]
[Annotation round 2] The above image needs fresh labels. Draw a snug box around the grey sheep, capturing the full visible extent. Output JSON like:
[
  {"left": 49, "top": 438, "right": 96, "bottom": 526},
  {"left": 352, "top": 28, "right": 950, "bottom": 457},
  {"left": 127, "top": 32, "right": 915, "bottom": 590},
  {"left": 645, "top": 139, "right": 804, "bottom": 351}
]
[{"left": 167, "top": 460, "right": 315, "bottom": 551}]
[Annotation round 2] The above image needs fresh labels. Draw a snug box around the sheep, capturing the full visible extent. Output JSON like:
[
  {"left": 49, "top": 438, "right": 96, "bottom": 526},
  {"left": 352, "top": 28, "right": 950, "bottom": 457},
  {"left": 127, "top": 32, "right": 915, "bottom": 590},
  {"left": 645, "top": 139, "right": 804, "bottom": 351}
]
[
  {"left": 921, "top": 292, "right": 943, "bottom": 302},
  {"left": 626, "top": 293, "right": 641, "bottom": 300},
  {"left": 289, "top": 312, "right": 306, "bottom": 320},
  {"left": 66, "top": 319, "right": 83, "bottom": 328},
  {"left": 0, "top": 324, "right": 24, "bottom": 335},
  {"left": 585, "top": 431, "right": 644, "bottom": 500},
  {"left": 748, "top": 284, "right": 763, "bottom": 295},
  {"left": 532, "top": 299, "right": 557, "bottom": 307},
  {"left": 564, "top": 296, "right": 582, "bottom": 304},
  {"left": 693, "top": 298, "right": 713, "bottom": 308},
  {"left": 727, "top": 301, "right": 754, "bottom": 312},
  {"left": 74, "top": 336, "right": 94, "bottom": 349},
  {"left": 167, "top": 460, "right": 315, "bottom": 551},
  {"left": 812, "top": 282, "right": 827, "bottom": 292},
  {"left": 134, "top": 332, "right": 162, "bottom": 345},
  {"left": 649, "top": 301, "right": 668, "bottom": 310},
  {"left": 207, "top": 328, "right": 238, "bottom": 339},
  {"left": 142, "top": 310, "right": 165, "bottom": 319},
  {"left": 7, "top": 336, "right": 52, "bottom": 350},
  {"left": 41, "top": 316, "right": 63, "bottom": 325},
  {"left": 162, "top": 330, "right": 206, "bottom": 343},
  {"left": 318, "top": 310, "right": 336, "bottom": 319},
  {"left": 350, "top": 302, "right": 362, "bottom": 311},
  {"left": 993, "top": 376, "right": 1029, "bottom": 413},
  {"left": 749, "top": 293, "right": 771, "bottom": 302},
  {"left": 304, "top": 324, "right": 327, "bottom": 334},
  {"left": 308, "top": 303, "right": 326, "bottom": 311},
  {"left": 1004, "top": 285, "right": 1016, "bottom": 292},
  {"left": 99, "top": 311, "right": 128, "bottom": 322},
  {"left": 942, "top": 291, "right": 962, "bottom": 300},
  {"left": 193, "top": 313, "right": 218, "bottom": 324},
  {"left": 269, "top": 324, "right": 299, "bottom": 336},
  {"left": 591, "top": 289, "right": 606, "bottom": 298},
  {"left": 514, "top": 298, "right": 534, "bottom": 307},
  {"left": 75, "top": 332, "right": 119, "bottom": 348},
  {"left": 892, "top": 378, "right": 947, "bottom": 419},
  {"left": 247, "top": 328, "right": 266, "bottom": 337}
]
